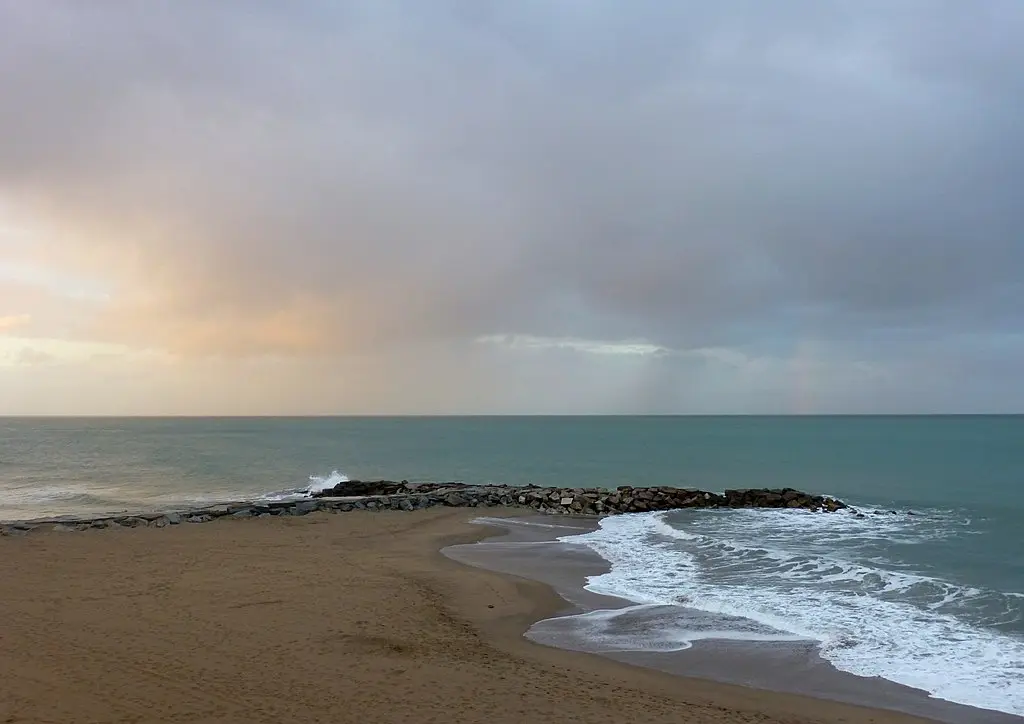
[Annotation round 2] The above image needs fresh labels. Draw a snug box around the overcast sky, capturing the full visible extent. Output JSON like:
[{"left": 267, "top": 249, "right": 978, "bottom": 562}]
[{"left": 1, "top": 1, "right": 1022, "bottom": 414}]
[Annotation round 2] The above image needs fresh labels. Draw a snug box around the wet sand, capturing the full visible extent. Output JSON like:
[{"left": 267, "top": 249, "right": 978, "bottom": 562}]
[{"left": 0, "top": 508, "right": 1004, "bottom": 723}]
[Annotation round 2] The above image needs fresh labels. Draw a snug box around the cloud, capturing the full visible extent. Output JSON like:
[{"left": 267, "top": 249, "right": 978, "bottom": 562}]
[
  {"left": 0, "top": 334, "right": 168, "bottom": 367},
  {"left": 12, "top": 347, "right": 54, "bottom": 367},
  {"left": 0, "top": 1, "right": 1022, "bottom": 411},
  {"left": 0, "top": 314, "right": 31, "bottom": 332},
  {"left": 477, "top": 334, "right": 668, "bottom": 357}
]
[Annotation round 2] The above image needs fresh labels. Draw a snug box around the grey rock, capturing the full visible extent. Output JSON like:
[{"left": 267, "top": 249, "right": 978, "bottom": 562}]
[
  {"left": 293, "top": 500, "right": 320, "bottom": 515},
  {"left": 444, "top": 493, "right": 466, "bottom": 506}
]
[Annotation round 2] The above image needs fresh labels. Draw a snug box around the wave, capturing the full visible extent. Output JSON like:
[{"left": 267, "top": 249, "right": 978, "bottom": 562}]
[
  {"left": 256, "top": 470, "right": 350, "bottom": 502},
  {"left": 470, "top": 516, "right": 588, "bottom": 531},
  {"left": 2, "top": 469, "right": 356, "bottom": 521},
  {"left": 528, "top": 603, "right": 812, "bottom": 654},
  {"left": 644, "top": 514, "right": 1021, "bottom": 625},
  {"left": 2, "top": 484, "right": 131, "bottom": 508},
  {"left": 556, "top": 511, "right": 1024, "bottom": 717},
  {"left": 305, "top": 470, "right": 349, "bottom": 495},
  {"left": 0, "top": 482, "right": 143, "bottom": 521}
]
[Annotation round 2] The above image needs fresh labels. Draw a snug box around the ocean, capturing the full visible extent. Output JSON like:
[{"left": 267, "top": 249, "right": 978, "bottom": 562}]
[{"left": 2, "top": 415, "right": 1022, "bottom": 717}]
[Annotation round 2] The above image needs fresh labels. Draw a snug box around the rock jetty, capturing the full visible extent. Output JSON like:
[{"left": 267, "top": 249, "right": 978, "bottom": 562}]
[
  {"left": 313, "top": 481, "right": 847, "bottom": 516},
  {"left": 313, "top": 480, "right": 847, "bottom": 515},
  {"left": 0, "top": 482, "right": 846, "bottom": 536}
]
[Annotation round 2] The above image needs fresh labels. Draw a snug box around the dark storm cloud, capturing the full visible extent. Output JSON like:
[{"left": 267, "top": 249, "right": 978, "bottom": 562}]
[{"left": 1, "top": 1, "right": 1022, "bottom": 383}]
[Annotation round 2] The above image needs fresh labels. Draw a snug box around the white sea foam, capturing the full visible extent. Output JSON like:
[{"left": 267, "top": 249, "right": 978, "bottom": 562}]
[
  {"left": 556, "top": 512, "right": 1024, "bottom": 717},
  {"left": 470, "top": 516, "right": 587, "bottom": 531},
  {"left": 305, "top": 470, "right": 349, "bottom": 495},
  {"left": 255, "top": 470, "right": 351, "bottom": 502},
  {"left": 528, "top": 603, "right": 810, "bottom": 653},
  {"left": 646, "top": 513, "right": 988, "bottom": 604}
]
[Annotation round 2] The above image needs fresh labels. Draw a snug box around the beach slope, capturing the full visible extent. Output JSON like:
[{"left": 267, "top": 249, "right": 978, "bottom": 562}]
[{"left": 1, "top": 509, "right": 940, "bottom": 724}]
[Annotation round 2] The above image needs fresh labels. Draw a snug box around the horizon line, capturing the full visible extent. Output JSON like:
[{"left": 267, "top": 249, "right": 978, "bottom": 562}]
[{"left": 1, "top": 413, "right": 1021, "bottom": 419}]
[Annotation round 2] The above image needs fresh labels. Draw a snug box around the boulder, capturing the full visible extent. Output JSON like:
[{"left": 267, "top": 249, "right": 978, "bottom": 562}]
[
  {"left": 444, "top": 493, "right": 467, "bottom": 506},
  {"left": 293, "top": 500, "right": 320, "bottom": 515}
]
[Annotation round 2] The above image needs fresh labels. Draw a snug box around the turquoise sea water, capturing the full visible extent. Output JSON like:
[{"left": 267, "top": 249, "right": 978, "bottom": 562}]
[{"left": 2, "top": 416, "right": 1022, "bottom": 715}]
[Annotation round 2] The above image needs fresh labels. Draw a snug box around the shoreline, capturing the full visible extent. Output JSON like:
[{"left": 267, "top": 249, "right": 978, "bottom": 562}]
[
  {"left": 445, "top": 514, "right": 1021, "bottom": 724},
  {"left": 1, "top": 508, "right": 1018, "bottom": 723}
]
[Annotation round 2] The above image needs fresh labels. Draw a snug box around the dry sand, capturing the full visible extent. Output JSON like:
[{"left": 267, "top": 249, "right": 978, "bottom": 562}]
[{"left": 0, "top": 509, "right": 943, "bottom": 724}]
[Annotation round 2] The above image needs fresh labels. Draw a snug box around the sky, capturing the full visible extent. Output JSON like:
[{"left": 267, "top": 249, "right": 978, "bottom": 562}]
[{"left": 1, "top": 1, "right": 1022, "bottom": 415}]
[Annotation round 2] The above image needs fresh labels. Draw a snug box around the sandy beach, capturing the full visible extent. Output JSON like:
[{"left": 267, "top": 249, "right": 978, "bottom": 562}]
[{"left": 0, "top": 509, "right": 971, "bottom": 723}]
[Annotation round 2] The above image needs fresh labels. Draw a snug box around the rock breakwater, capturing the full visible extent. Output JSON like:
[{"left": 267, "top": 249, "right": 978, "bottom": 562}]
[
  {"left": 314, "top": 481, "right": 848, "bottom": 515},
  {"left": 1, "top": 482, "right": 846, "bottom": 535}
]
